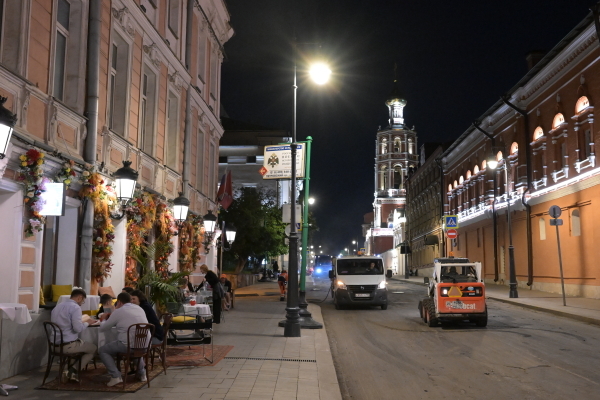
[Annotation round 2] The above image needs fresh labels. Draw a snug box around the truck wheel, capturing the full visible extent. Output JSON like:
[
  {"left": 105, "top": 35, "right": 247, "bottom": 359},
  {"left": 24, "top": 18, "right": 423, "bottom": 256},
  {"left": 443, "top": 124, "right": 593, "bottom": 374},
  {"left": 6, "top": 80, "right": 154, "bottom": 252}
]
[
  {"left": 476, "top": 308, "right": 488, "bottom": 327},
  {"left": 418, "top": 301, "right": 423, "bottom": 318},
  {"left": 426, "top": 300, "right": 438, "bottom": 327},
  {"left": 421, "top": 299, "right": 429, "bottom": 323},
  {"left": 381, "top": 304, "right": 388, "bottom": 310}
]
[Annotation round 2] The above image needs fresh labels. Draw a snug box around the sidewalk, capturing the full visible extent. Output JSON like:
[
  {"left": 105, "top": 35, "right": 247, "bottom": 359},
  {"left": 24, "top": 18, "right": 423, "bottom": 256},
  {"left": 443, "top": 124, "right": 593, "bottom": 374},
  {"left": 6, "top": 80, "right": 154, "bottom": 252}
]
[
  {"left": 392, "top": 275, "right": 600, "bottom": 326},
  {"left": 0, "top": 281, "right": 342, "bottom": 400}
]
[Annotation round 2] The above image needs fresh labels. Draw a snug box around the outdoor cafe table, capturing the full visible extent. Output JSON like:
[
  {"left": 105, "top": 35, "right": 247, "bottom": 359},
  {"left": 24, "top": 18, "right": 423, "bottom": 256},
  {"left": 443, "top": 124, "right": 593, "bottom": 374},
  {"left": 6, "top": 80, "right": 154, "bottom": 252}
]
[
  {"left": 79, "top": 324, "right": 118, "bottom": 348},
  {"left": 183, "top": 303, "right": 211, "bottom": 317},
  {"left": 57, "top": 295, "right": 100, "bottom": 311}
]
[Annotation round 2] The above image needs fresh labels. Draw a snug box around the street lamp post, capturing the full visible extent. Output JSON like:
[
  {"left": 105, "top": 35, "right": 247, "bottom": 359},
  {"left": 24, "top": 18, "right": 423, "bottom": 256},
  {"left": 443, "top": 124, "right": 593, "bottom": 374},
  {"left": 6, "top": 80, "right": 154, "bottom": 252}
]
[
  {"left": 280, "top": 40, "right": 330, "bottom": 337},
  {"left": 488, "top": 152, "right": 518, "bottom": 298}
]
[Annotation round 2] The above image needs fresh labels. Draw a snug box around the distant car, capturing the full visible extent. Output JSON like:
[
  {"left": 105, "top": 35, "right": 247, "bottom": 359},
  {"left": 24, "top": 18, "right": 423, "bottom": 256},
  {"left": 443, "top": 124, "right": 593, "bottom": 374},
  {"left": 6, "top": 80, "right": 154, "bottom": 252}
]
[{"left": 312, "top": 255, "right": 333, "bottom": 279}]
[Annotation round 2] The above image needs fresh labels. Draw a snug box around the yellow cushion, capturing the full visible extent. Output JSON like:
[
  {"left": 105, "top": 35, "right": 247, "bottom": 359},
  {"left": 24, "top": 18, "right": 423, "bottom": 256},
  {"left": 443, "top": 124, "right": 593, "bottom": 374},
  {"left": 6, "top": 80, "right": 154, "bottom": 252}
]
[
  {"left": 39, "top": 286, "right": 45, "bottom": 306},
  {"left": 52, "top": 285, "right": 73, "bottom": 302},
  {"left": 172, "top": 316, "right": 196, "bottom": 323},
  {"left": 82, "top": 310, "right": 99, "bottom": 316}
]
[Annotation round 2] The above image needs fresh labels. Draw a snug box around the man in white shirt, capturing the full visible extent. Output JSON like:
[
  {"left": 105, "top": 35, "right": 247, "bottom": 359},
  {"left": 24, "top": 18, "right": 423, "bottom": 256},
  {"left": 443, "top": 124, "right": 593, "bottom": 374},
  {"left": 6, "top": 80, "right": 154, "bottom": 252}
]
[
  {"left": 98, "top": 292, "right": 150, "bottom": 387},
  {"left": 50, "top": 289, "right": 97, "bottom": 382}
]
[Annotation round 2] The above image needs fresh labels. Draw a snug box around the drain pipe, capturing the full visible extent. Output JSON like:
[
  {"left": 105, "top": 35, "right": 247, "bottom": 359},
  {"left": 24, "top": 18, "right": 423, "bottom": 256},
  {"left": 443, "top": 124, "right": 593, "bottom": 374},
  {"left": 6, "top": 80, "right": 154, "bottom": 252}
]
[
  {"left": 472, "top": 122, "right": 499, "bottom": 282},
  {"left": 182, "top": 0, "right": 194, "bottom": 196},
  {"left": 434, "top": 158, "right": 445, "bottom": 258},
  {"left": 502, "top": 96, "right": 533, "bottom": 287},
  {"left": 79, "top": 0, "right": 102, "bottom": 292}
]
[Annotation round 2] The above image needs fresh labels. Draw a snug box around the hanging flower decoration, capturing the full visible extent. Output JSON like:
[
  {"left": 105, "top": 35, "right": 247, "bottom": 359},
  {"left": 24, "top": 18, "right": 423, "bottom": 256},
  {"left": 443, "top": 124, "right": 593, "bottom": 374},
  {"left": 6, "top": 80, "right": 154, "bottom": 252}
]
[
  {"left": 55, "top": 159, "right": 78, "bottom": 188},
  {"left": 79, "top": 165, "right": 118, "bottom": 281},
  {"left": 154, "top": 199, "right": 177, "bottom": 276},
  {"left": 124, "top": 191, "right": 157, "bottom": 286},
  {"left": 179, "top": 214, "right": 205, "bottom": 273},
  {"left": 17, "top": 149, "right": 48, "bottom": 237}
]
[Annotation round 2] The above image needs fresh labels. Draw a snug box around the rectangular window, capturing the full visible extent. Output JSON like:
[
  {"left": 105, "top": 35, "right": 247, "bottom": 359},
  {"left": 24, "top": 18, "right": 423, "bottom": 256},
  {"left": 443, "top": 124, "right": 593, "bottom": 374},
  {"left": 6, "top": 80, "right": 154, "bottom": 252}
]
[
  {"left": 52, "top": 0, "right": 70, "bottom": 101},
  {"left": 209, "top": 142, "right": 215, "bottom": 198},
  {"left": 561, "top": 142, "right": 567, "bottom": 168},
  {"left": 139, "top": 67, "right": 156, "bottom": 155},
  {"left": 168, "top": 0, "right": 180, "bottom": 37},
  {"left": 197, "top": 33, "right": 207, "bottom": 82},
  {"left": 166, "top": 92, "right": 179, "bottom": 169},
  {"left": 108, "top": 34, "right": 129, "bottom": 136},
  {"left": 196, "top": 130, "right": 205, "bottom": 189},
  {"left": 585, "top": 129, "right": 592, "bottom": 158}
]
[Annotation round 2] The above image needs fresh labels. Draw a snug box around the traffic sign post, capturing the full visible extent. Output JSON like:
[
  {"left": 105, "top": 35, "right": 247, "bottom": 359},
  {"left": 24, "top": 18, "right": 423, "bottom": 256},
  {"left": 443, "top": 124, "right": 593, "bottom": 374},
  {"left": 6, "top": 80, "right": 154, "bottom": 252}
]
[
  {"left": 446, "top": 229, "right": 458, "bottom": 239},
  {"left": 549, "top": 205, "right": 566, "bottom": 306},
  {"left": 444, "top": 215, "right": 459, "bottom": 229}
]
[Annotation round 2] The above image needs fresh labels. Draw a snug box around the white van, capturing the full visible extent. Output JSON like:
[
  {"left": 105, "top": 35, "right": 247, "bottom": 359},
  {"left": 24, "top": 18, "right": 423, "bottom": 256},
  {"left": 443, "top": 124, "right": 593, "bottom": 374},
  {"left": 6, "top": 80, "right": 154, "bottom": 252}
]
[{"left": 329, "top": 256, "right": 388, "bottom": 310}]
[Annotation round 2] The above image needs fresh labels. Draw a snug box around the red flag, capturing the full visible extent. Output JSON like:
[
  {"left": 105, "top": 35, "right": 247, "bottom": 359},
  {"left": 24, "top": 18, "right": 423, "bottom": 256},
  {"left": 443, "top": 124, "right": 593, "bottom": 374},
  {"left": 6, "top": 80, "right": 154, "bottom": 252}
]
[{"left": 217, "top": 171, "right": 233, "bottom": 210}]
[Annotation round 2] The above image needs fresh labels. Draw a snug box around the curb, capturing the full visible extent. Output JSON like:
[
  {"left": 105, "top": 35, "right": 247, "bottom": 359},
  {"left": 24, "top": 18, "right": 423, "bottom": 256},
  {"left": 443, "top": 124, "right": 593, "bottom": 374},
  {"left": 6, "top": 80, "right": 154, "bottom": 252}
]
[{"left": 486, "top": 297, "right": 600, "bottom": 327}]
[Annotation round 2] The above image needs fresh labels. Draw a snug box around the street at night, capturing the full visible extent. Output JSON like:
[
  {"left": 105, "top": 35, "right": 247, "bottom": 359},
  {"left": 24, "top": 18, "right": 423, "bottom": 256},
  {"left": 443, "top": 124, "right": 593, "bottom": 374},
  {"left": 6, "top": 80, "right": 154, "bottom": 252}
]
[{"left": 308, "top": 278, "right": 600, "bottom": 400}]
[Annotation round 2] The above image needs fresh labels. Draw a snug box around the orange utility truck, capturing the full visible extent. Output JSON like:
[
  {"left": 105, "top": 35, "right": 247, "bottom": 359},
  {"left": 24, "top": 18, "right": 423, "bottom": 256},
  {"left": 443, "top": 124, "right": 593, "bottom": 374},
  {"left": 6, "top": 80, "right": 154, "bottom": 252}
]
[{"left": 419, "top": 257, "right": 487, "bottom": 327}]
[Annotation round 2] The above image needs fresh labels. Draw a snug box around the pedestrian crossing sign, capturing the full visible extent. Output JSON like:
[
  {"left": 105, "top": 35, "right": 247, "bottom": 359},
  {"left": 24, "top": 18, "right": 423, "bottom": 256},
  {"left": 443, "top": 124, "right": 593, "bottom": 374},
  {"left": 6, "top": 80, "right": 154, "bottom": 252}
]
[{"left": 444, "top": 215, "right": 459, "bottom": 229}]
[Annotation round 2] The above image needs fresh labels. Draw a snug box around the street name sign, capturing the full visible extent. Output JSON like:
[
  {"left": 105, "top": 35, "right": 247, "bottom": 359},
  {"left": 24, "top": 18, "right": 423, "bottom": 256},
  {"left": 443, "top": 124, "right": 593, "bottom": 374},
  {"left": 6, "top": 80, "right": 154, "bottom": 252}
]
[
  {"left": 261, "top": 144, "right": 305, "bottom": 179},
  {"left": 444, "top": 215, "right": 459, "bottom": 229}
]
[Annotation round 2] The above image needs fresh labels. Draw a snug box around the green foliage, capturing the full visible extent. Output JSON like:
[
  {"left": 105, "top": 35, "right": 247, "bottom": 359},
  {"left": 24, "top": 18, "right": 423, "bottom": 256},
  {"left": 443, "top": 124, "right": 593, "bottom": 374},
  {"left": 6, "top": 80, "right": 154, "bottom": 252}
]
[
  {"left": 220, "top": 187, "right": 287, "bottom": 273},
  {"left": 136, "top": 270, "right": 189, "bottom": 310}
]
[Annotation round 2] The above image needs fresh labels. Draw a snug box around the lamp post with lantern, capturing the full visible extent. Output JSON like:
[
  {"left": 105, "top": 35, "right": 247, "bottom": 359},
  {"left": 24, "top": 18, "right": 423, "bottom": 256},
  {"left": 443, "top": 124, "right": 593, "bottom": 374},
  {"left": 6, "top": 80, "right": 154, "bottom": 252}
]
[
  {"left": 111, "top": 161, "right": 139, "bottom": 219},
  {"left": 0, "top": 96, "right": 17, "bottom": 160}
]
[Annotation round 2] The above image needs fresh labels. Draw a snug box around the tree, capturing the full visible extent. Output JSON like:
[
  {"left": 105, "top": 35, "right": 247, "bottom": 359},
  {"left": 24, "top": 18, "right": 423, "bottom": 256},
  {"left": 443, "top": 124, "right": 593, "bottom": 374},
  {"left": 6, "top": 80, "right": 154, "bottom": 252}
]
[{"left": 220, "top": 187, "right": 287, "bottom": 274}]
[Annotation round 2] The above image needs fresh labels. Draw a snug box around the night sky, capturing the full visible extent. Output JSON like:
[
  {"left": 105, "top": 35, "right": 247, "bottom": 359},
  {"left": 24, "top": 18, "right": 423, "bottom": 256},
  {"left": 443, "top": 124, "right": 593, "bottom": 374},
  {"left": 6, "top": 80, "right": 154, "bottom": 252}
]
[{"left": 220, "top": 0, "right": 594, "bottom": 255}]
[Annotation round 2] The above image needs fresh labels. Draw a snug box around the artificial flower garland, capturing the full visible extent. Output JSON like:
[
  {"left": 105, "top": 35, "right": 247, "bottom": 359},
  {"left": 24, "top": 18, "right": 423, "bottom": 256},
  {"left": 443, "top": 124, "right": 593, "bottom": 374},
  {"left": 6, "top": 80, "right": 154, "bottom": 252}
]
[
  {"left": 54, "top": 159, "right": 78, "bottom": 188},
  {"left": 79, "top": 165, "right": 118, "bottom": 281},
  {"left": 18, "top": 149, "right": 48, "bottom": 237},
  {"left": 178, "top": 214, "right": 205, "bottom": 273}
]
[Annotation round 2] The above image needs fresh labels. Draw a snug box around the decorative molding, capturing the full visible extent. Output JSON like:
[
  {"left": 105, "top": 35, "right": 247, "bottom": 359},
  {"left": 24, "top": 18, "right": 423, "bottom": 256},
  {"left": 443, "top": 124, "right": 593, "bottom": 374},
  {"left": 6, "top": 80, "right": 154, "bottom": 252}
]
[
  {"left": 111, "top": 7, "right": 137, "bottom": 38},
  {"left": 168, "top": 70, "right": 184, "bottom": 92},
  {"left": 21, "top": 89, "right": 30, "bottom": 127},
  {"left": 142, "top": 42, "right": 162, "bottom": 68}
]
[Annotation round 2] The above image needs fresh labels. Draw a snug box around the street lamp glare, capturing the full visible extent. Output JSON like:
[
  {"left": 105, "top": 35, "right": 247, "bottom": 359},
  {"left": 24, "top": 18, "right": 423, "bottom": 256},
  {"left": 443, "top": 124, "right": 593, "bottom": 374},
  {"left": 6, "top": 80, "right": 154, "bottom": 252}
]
[
  {"left": 309, "top": 63, "right": 331, "bottom": 85},
  {"left": 487, "top": 158, "right": 498, "bottom": 170},
  {"left": 308, "top": 197, "right": 315, "bottom": 205}
]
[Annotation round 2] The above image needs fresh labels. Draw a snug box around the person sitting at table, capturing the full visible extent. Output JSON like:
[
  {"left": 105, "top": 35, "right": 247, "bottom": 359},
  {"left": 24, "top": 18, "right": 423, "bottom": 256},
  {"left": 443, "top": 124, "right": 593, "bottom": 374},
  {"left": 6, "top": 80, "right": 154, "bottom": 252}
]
[
  {"left": 97, "top": 294, "right": 114, "bottom": 317},
  {"left": 199, "top": 264, "right": 222, "bottom": 324},
  {"left": 130, "top": 290, "right": 163, "bottom": 345},
  {"left": 98, "top": 292, "right": 149, "bottom": 387},
  {"left": 50, "top": 288, "right": 97, "bottom": 383},
  {"left": 220, "top": 274, "right": 233, "bottom": 311}
]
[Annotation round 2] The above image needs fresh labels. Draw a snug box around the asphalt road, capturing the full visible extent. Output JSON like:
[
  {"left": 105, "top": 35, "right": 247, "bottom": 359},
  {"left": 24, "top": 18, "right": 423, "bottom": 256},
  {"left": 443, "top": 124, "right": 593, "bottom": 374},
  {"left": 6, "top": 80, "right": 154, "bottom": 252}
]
[{"left": 306, "top": 278, "right": 600, "bottom": 400}]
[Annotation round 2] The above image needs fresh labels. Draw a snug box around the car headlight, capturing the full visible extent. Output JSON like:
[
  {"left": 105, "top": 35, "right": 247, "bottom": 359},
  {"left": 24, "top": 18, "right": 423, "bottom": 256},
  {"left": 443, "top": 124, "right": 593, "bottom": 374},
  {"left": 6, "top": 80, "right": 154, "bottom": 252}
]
[
  {"left": 316, "top": 268, "right": 322, "bottom": 273},
  {"left": 378, "top": 281, "right": 387, "bottom": 289},
  {"left": 336, "top": 280, "right": 347, "bottom": 290}
]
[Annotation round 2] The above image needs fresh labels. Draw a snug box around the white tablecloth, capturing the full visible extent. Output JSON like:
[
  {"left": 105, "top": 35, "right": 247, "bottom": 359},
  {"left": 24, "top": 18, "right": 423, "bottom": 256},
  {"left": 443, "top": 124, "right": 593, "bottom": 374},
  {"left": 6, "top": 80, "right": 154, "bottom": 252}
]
[
  {"left": 0, "top": 303, "right": 31, "bottom": 324},
  {"left": 57, "top": 295, "right": 100, "bottom": 311},
  {"left": 79, "top": 325, "right": 118, "bottom": 348},
  {"left": 183, "top": 304, "right": 211, "bottom": 317}
]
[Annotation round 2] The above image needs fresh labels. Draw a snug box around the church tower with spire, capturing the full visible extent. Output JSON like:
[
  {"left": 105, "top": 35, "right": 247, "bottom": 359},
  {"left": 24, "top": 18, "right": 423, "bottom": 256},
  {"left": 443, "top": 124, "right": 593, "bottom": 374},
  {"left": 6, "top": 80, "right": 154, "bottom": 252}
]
[{"left": 365, "top": 77, "right": 419, "bottom": 259}]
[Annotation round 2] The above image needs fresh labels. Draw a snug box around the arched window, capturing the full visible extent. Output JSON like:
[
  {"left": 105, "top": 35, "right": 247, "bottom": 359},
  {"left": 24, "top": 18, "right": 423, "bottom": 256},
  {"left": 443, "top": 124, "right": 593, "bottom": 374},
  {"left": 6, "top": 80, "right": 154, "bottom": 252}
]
[
  {"left": 453, "top": 180, "right": 458, "bottom": 189},
  {"left": 575, "top": 96, "right": 590, "bottom": 114},
  {"left": 552, "top": 113, "right": 565, "bottom": 130},
  {"left": 393, "top": 165, "right": 402, "bottom": 189},
  {"left": 381, "top": 139, "right": 387, "bottom": 155},
  {"left": 496, "top": 151, "right": 503, "bottom": 162},
  {"left": 393, "top": 138, "right": 401, "bottom": 153},
  {"left": 459, "top": 176, "right": 464, "bottom": 185},
  {"left": 473, "top": 165, "right": 480, "bottom": 174},
  {"left": 533, "top": 126, "right": 544, "bottom": 141},
  {"left": 379, "top": 165, "right": 388, "bottom": 190},
  {"left": 510, "top": 142, "right": 518, "bottom": 155},
  {"left": 448, "top": 184, "right": 453, "bottom": 192},
  {"left": 408, "top": 139, "right": 414, "bottom": 154},
  {"left": 466, "top": 170, "right": 471, "bottom": 179},
  {"left": 539, "top": 218, "right": 546, "bottom": 240},
  {"left": 482, "top": 160, "right": 487, "bottom": 170},
  {"left": 571, "top": 209, "right": 581, "bottom": 237}
]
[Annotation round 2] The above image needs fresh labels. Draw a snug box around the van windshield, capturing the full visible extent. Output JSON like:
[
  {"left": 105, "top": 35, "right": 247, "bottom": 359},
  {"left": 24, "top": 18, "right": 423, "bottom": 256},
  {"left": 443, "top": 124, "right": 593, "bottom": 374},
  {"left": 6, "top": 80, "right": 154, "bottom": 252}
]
[{"left": 337, "top": 259, "right": 383, "bottom": 275}]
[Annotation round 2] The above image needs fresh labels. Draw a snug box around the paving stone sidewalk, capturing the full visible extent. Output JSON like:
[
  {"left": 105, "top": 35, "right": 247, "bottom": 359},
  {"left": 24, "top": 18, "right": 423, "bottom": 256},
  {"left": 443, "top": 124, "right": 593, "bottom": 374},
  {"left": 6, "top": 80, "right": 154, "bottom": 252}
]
[{"left": 0, "top": 281, "right": 342, "bottom": 400}]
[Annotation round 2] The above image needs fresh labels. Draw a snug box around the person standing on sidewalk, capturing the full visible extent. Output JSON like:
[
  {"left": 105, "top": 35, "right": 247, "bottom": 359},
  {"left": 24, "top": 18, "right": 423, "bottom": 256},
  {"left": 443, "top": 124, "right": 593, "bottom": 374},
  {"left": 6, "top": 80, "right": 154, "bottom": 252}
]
[
  {"left": 199, "top": 264, "right": 223, "bottom": 323},
  {"left": 278, "top": 270, "right": 288, "bottom": 301},
  {"left": 50, "top": 289, "right": 97, "bottom": 382}
]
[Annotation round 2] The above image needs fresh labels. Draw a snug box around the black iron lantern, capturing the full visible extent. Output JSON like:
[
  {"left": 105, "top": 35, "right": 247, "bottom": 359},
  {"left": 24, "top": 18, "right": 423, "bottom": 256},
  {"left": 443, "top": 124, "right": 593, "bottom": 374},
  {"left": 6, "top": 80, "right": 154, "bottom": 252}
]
[{"left": 0, "top": 96, "right": 17, "bottom": 159}]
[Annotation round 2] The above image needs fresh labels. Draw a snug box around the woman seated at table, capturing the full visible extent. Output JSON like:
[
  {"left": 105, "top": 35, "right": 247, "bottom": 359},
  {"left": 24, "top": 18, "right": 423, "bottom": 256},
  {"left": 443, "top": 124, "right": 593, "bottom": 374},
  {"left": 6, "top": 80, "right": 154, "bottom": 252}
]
[
  {"left": 130, "top": 290, "right": 163, "bottom": 344},
  {"left": 97, "top": 294, "right": 114, "bottom": 317}
]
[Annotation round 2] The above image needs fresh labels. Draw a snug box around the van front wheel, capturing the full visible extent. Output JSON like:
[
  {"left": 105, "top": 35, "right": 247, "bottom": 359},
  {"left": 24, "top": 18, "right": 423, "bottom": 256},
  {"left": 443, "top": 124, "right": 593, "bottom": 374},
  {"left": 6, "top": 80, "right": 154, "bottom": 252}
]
[{"left": 381, "top": 304, "right": 388, "bottom": 310}]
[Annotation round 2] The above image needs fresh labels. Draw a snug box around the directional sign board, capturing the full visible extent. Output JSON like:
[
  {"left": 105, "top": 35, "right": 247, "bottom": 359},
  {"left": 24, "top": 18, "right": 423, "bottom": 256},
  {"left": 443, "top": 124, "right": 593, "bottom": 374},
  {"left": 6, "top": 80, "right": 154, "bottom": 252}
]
[
  {"left": 261, "top": 144, "right": 305, "bottom": 179},
  {"left": 444, "top": 215, "right": 459, "bottom": 229},
  {"left": 446, "top": 229, "right": 458, "bottom": 239}
]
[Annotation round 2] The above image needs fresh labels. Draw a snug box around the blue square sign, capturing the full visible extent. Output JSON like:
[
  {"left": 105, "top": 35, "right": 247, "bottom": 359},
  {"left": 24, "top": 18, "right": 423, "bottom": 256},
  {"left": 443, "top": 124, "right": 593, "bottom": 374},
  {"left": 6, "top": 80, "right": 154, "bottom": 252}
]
[{"left": 444, "top": 215, "right": 459, "bottom": 229}]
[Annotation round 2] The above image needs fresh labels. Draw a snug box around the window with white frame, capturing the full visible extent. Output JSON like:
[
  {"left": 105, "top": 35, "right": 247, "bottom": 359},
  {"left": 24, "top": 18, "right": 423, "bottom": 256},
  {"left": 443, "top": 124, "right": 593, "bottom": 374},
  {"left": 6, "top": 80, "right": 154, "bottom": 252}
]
[
  {"left": 108, "top": 33, "right": 129, "bottom": 136},
  {"left": 166, "top": 91, "right": 179, "bottom": 170},
  {"left": 584, "top": 129, "right": 592, "bottom": 158},
  {"left": 560, "top": 142, "right": 567, "bottom": 168},
  {"left": 168, "top": 0, "right": 180, "bottom": 38},
  {"left": 209, "top": 142, "right": 216, "bottom": 198},
  {"left": 196, "top": 129, "right": 205, "bottom": 189},
  {"left": 570, "top": 209, "right": 581, "bottom": 237},
  {"left": 209, "top": 47, "right": 219, "bottom": 103},
  {"left": 197, "top": 26, "right": 207, "bottom": 83},
  {"left": 53, "top": 0, "right": 70, "bottom": 101},
  {"left": 139, "top": 66, "right": 157, "bottom": 155},
  {"left": 0, "top": 0, "right": 24, "bottom": 74},
  {"left": 140, "top": 0, "right": 158, "bottom": 25}
]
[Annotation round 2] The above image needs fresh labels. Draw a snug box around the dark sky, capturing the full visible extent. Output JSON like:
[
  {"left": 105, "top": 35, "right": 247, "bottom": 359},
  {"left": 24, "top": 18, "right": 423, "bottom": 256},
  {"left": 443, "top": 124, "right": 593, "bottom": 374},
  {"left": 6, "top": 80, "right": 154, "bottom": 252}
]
[{"left": 220, "top": 0, "right": 594, "bottom": 255}]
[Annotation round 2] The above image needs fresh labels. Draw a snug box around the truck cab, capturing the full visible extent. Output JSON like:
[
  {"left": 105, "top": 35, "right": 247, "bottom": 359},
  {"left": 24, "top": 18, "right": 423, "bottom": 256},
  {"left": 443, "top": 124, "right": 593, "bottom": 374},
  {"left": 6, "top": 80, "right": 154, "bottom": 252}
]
[{"left": 329, "top": 256, "right": 388, "bottom": 310}]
